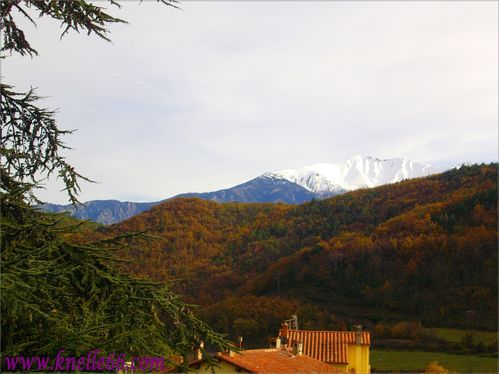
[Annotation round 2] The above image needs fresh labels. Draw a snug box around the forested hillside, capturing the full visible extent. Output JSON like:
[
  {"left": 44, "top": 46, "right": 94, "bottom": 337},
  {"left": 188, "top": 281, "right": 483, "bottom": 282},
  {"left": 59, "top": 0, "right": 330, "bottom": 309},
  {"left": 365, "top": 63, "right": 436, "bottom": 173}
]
[{"left": 95, "top": 164, "right": 496, "bottom": 344}]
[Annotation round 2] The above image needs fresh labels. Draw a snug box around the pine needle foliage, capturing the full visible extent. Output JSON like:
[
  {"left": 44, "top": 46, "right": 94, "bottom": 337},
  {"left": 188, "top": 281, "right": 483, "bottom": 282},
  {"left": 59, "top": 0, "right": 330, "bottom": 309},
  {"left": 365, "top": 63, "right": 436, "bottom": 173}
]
[
  {"left": 1, "top": 0, "right": 231, "bottom": 367},
  {"left": 1, "top": 83, "right": 91, "bottom": 205},
  {"left": 1, "top": 0, "right": 178, "bottom": 58},
  {"left": 0, "top": 188, "right": 229, "bottom": 362}
]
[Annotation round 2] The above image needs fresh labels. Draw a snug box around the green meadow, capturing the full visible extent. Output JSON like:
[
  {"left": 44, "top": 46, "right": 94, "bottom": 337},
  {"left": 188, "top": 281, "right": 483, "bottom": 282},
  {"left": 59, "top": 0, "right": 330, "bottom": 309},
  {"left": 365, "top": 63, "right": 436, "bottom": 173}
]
[
  {"left": 371, "top": 350, "right": 498, "bottom": 373},
  {"left": 431, "top": 328, "right": 497, "bottom": 346}
]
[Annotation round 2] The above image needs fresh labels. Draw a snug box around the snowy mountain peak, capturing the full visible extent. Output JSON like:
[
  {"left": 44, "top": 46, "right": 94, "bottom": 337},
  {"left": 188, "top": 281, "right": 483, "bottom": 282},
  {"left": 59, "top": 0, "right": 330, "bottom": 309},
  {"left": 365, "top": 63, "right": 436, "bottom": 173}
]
[{"left": 263, "top": 155, "right": 444, "bottom": 196}]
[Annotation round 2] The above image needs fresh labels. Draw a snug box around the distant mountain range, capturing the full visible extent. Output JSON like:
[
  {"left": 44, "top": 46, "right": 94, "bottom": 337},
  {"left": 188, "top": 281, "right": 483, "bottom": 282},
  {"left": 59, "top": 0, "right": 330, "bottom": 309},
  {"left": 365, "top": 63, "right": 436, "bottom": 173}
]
[
  {"left": 267, "top": 154, "right": 443, "bottom": 194},
  {"left": 176, "top": 175, "right": 317, "bottom": 204},
  {"left": 40, "top": 200, "right": 158, "bottom": 225},
  {"left": 39, "top": 155, "right": 446, "bottom": 224}
]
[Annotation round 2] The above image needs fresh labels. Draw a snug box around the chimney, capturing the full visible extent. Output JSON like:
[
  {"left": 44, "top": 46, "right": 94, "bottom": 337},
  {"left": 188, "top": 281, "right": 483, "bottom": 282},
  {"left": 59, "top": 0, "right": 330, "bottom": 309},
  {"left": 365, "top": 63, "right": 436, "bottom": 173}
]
[
  {"left": 196, "top": 341, "right": 204, "bottom": 360},
  {"left": 293, "top": 341, "right": 303, "bottom": 356},
  {"left": 354, "top": 325, "right": 362, "bottom": 345},
  {"left": 276, "top": 337, "right": 281, "bottom": 349},
  {"left": 279, "top": 323, "right": 289, "bottom": 339},
  {"left": 223, "top": 344, "right": 237, "bottom": 358}
]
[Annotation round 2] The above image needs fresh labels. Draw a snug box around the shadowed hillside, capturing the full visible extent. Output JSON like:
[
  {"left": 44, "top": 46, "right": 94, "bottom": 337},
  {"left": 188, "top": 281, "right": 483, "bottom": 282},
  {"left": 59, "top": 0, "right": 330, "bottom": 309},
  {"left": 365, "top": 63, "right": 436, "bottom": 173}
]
[{"left": 99, "top": 164, "right": 496, "bottom": 341}]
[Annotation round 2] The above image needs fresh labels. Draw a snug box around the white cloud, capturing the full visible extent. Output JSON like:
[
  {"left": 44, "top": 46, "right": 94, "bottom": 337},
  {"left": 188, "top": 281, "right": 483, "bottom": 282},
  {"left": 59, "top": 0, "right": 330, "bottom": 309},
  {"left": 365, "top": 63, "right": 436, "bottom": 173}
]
[{"left": 3, "top": 1, "right": 497, "bottom": 203}]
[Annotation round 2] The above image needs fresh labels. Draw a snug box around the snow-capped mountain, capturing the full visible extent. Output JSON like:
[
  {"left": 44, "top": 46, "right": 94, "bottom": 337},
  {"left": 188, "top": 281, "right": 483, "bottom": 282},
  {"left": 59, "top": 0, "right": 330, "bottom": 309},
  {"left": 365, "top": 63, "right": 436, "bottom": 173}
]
[
  {"left": 263, "top": 155, "right": 444, "bottom": 196},
  {"left": 40, "top": 155, "right": 448, "bottom": 224}
]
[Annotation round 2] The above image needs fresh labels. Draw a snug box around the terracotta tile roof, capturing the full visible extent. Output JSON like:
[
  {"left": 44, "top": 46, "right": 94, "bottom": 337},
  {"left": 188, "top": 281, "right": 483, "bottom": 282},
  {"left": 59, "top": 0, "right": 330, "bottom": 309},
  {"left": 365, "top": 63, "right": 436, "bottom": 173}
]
[
  {"left": 215, "top": 349, "right": 344, "bottom": 373},
  {"left": 285, "top": 330, "right": 370, "bottom": 364}
]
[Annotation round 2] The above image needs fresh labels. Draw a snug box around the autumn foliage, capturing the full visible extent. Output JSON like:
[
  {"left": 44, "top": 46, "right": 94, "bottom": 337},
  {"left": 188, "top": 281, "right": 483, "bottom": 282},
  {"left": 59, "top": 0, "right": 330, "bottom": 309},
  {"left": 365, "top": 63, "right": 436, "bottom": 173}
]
[{"left": 99, "top": 164, "right": 496, "bottom": 342}]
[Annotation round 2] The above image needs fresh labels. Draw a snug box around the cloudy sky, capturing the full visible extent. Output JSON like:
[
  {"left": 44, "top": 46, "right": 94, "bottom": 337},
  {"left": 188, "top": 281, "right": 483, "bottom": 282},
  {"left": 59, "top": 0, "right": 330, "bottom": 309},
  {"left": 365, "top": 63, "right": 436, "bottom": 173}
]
[{"left": 4, "top": 1, "right": 498, "bottom": 204}]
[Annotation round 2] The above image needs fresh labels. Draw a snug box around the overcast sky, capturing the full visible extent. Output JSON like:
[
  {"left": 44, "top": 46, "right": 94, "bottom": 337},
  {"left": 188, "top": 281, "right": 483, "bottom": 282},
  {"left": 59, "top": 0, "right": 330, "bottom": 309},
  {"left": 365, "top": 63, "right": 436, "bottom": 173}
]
[{"left": 3, "top": 1, "right": 498, "bottom": 204}]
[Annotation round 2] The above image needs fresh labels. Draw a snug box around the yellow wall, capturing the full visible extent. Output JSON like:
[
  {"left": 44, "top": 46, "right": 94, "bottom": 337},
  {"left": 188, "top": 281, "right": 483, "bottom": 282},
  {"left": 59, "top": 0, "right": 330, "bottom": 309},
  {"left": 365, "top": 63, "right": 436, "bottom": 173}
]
[
  {"left": 346, "top": 344, "right": 370, "bottom": 374},
  {"left": 331, "top": 363, "right": 348, "bottom": 372}
]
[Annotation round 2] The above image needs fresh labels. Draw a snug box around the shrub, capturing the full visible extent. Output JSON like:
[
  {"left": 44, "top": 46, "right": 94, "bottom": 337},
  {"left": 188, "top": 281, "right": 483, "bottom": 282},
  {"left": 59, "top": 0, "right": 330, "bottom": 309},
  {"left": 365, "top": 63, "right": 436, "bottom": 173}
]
[{"left": 425, "top": 361, "right": 448, "bottom": 373}]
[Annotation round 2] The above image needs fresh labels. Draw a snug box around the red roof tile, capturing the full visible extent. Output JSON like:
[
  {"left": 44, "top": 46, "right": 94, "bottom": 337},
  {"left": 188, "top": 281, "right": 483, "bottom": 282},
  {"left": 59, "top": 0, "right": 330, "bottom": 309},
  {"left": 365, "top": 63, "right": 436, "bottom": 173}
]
[
  {"left": 285, "top": 330, "right": 370, "bottom": 364},
  {"left": 215, "top": 349, "right": 344, "bottom": 373}
]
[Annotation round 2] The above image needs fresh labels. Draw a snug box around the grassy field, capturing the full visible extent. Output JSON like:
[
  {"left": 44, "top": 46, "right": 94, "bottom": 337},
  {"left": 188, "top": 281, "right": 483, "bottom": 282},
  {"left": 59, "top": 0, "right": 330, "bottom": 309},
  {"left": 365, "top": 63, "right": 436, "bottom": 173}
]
[
  {"left": 431, "top": 328, "right": 497, "bottom": 345},
  {"left": 371, "top": 350, "right": 498, "bottom": 373}
]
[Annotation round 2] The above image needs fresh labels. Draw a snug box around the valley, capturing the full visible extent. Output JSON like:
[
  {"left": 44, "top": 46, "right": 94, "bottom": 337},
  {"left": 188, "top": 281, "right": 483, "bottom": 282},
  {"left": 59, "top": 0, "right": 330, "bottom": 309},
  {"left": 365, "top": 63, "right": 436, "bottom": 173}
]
[{"left": 68, "top": 163, "right": 498, "bottom": 371}]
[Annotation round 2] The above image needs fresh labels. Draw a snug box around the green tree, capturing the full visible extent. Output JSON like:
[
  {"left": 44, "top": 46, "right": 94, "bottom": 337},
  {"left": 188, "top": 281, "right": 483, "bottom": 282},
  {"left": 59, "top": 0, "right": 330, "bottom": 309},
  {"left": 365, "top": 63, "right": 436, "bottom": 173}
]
[{"left": 1, "top": 0, "right": 230, "bottom": 368}]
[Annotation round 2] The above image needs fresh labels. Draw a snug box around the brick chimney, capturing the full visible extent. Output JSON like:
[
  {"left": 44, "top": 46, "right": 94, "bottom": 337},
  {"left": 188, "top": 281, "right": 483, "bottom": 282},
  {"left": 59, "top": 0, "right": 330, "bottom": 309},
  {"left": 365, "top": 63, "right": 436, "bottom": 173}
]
[{"left": 279, "top": 322, "right": 289, "bottom": 346}]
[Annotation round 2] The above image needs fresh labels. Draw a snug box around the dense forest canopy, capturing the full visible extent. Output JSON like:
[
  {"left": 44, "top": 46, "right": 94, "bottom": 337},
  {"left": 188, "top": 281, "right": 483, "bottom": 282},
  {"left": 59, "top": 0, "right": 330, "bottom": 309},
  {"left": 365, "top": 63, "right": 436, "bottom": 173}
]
[{"left": 94, "top": 164, "right": 497, "bottom": 345}]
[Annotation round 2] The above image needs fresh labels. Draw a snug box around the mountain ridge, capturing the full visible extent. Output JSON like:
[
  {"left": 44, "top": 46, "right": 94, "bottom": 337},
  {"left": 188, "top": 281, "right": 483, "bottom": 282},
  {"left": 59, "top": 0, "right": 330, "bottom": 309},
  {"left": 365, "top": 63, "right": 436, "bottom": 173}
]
[
  {"left": 175, "top": 175, "right": 317, "bottom": 204},
  {"left": 266, "top": 154, "right": 444, "bottom": 193},
  {"left": 40, "top": 155, "right": 449, "bottom": 224},
  {"left": 39, "top": 200, "right": 159, "bottom": 225}
]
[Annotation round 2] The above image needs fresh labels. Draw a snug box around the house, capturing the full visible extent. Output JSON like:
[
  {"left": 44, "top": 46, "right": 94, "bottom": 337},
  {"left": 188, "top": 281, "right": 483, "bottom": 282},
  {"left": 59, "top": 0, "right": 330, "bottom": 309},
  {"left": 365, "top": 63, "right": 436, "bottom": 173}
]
[
  {"left": 276, "top": 323, "right": 371, "bottom": 373},
  {"left": 163, "top": 319, "right": 370, "bottom": 373},
  {"left": 189, "top": 347, "right": 344, "bottom": 373}
]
